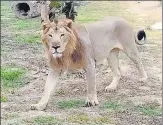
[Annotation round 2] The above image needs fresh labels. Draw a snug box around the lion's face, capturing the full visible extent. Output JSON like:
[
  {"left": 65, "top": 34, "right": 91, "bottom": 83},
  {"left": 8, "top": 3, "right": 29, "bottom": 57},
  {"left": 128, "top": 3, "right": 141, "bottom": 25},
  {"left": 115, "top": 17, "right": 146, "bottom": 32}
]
[
  {"left": 42, "top": 19, "right": 75, "bottom": 59},
  {"left": 46, "top": 26, "right": 70, "bottom": 58}
]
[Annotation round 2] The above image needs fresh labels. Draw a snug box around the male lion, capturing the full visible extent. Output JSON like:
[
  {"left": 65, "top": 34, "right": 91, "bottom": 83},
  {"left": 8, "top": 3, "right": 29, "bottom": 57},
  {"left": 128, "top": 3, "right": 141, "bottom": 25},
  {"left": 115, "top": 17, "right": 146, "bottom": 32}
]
[{"left": 31, "top": 17, "right": 147, "bottom": 110}]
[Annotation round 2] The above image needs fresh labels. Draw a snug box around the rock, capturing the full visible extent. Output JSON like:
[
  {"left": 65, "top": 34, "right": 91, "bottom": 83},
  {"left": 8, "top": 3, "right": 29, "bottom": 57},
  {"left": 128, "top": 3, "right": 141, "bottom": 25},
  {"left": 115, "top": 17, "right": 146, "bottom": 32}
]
[{"left": 9, "top": 1, "right": 50, "bottom": 19}]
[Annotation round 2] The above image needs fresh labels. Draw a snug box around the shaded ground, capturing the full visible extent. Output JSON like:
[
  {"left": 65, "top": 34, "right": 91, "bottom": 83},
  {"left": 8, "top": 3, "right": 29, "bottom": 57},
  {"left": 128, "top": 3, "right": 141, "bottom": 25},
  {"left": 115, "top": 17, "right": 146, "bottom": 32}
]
[{"left": 1, "top": 1, "right": 162, "bottom": 125}]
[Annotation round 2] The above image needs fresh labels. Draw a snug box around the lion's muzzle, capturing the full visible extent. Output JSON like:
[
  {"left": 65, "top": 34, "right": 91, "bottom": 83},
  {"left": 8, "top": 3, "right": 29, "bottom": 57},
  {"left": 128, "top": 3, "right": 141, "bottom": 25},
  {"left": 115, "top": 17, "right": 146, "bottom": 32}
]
[{"left": 50, "top": 45, "right": 63, "bottom": 58}]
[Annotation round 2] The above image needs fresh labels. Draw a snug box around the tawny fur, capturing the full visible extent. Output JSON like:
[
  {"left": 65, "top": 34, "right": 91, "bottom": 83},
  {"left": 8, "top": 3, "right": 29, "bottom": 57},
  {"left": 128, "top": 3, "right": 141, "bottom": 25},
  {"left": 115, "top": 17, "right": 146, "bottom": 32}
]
[
  {"left": 31, "top": 17, "right": 147, "bottom": 111},
  {"left": 42, "top": 21, "right": 86, "bottom": 70}
]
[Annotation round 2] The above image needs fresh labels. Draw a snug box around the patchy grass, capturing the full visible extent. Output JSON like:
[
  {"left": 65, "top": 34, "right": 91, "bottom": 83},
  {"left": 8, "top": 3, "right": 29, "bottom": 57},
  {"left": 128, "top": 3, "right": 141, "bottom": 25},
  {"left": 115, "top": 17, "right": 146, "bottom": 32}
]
[
  {"left": 76, "top": 1, "right": 123, "bottom": 23},
  {"left": 76, "top": 1, "right": 145, "bottom": 28},
  {"left": 27, "top": 113, "right": 113, "bottom": 125},
  {"left": 2, "top": 119, "right": 23, "bottom": 125},
  {"left": 14, "top": 33, "right": 41, "bottom": 43},
  {"left": 102, "top": 100, "right": 162, "bottom": 117},
  {"left": 1, "top": 2, "right": 15, "bottom": 26},
  {"left": 1, "top": 95, "right": 8, "bottom": 102},
  {"left": 1, "top": 1, "right": 40, "bottom": 30},
  {"left": 11, "top": 19, "right": 40, "bottom": 31},
  {"left": 136, "top": 104, "right": 162, "bottom": 116},
  {"left": 102, "top": 100, "right": 124, "bottom": 112},
  {"left": 4, "top": 113, "right": 19, "bottom": 120},
  {"left": 55, "top": 89, "right": 65, "bottom": 96},
  {"left": 67, "top": 112, "right": 113, "bottom": 125},
  {"left": 67, "top": 113, "right": 89, "bottom": 124},
  {"left": 29, "top": 116, "right": 59, "bottom": 125},
  {"left": 1, "top": 66, "right": 26, "bottom": 88},
  {"left": 93, "top": 116, "right": 113, "bottom": 124},
  {"left": 1, "top": 1, "right": 40, "bottom": 44},
  {"left": 56, "top": 99, "right": 85, "bottom": 109}
]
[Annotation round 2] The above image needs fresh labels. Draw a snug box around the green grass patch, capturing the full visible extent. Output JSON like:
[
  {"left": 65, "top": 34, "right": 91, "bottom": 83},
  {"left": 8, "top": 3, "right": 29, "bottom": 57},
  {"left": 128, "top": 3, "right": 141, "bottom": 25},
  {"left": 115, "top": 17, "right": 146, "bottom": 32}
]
[
  {"left": 30, "top": 116, "right": 59, "bottom": 125},
  {"left": 1, "top": 2, "right": 16, "bottom": 25},
  {"left": 67, "top": 113, "right": 89, "bottom": 124},
  {"left": 55, "top": 89, "right": 65, "bottom": 95},
  {"left": 1, "top": 95, "right": 8, "bottom": 102},
  {"left": 76, "top": 1, "right": 123, "bottom": 23},
  {"left": 28, "top": 114, "right": 113, "bottom": 125},
  {"left": 56, "top": 99, "right": 85, "bottom": 109},
  {"left": 76, "top": 1, "right": 141, "bottom": 27},
  {"left": 67, "top": 112, "right": 113, "bottom": 125},
  {"left": 93, "top": 116, "right": 113, "bottom": 124},
  {"left": 14, "top": 33, "right": 41, "bottom": 43},
  {"left": 136, "top": 104, "right": 162, "bottom": 116},
  {"left": 11, "top": 19, "right": 40, "bottom": 31},
  {"left": 102, "top": 100, "right": 124, "bottom": 112},
  {"left": 1, "top": 66, "right": 26, "bottom": 88}
]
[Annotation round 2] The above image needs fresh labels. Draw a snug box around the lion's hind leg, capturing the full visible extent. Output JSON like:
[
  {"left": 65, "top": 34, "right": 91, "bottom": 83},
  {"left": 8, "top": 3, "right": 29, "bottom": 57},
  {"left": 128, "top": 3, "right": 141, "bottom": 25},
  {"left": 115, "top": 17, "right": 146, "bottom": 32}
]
[
  {"left": 124, "top": 47, "right": 147, "bottom": 82},
  {"left": 105, "top": 48, "right": 121, "bottom": 91}
]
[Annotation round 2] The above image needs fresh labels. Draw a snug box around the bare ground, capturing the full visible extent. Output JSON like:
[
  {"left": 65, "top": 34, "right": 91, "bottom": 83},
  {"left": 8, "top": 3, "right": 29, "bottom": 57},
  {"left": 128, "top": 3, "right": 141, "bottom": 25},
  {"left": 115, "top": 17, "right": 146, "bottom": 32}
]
[{"left": 1, "top": 1, "right": 162, "bottom": 125}]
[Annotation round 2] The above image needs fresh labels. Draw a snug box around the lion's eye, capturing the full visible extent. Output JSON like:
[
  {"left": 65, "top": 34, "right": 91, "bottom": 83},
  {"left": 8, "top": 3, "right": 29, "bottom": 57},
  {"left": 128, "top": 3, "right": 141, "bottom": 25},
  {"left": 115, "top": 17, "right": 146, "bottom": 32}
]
[
  {"left": 61, "top": 34, "right": 65, "bottom": 37},
  {"left": 48, "top": 34, "right": 52, "bottom": 37}
]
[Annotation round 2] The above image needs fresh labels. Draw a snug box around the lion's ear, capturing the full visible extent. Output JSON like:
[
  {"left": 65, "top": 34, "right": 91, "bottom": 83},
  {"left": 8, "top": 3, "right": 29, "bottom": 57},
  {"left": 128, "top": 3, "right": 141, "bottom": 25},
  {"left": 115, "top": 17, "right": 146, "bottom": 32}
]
[
  {"left": 65, "top": 19, "right": 73, "bottom": 29},
  {"left": 42, "top": 21, "right": 51, "bottom": 33}
]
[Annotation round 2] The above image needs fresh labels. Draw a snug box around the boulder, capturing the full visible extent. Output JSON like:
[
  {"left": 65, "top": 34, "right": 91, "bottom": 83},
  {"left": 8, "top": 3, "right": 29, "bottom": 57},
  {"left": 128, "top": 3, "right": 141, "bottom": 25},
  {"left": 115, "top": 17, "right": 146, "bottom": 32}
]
[{"left": 10, "top": 1, "right": 50, "bottom": 19}]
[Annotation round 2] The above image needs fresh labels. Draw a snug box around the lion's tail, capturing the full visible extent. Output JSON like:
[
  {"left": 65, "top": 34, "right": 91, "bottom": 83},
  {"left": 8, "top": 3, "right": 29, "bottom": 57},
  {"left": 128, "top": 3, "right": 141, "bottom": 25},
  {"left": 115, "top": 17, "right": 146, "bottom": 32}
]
[{"left": 134, "top": 29, "right": 147, "bottom": 45}]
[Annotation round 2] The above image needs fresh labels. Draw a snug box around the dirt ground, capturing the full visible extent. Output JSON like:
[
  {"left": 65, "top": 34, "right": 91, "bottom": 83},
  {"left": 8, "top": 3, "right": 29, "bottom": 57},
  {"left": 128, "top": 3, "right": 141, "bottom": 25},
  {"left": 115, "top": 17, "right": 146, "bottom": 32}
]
[{"left": 1, "top": 1, "right": 162, "bottom": 125}]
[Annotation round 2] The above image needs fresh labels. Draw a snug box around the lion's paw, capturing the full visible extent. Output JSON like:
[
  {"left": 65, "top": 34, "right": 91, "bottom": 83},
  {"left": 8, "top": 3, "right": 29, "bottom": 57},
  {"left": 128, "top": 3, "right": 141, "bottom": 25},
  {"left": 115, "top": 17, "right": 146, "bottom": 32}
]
[
  {"left": 85, "top": 94, "right": 99, "bottom": 107},
  {"left": 105, "top": 85, "right": 117, "bottom": 92},
  {"left": 31, "top": 103, "right": 47, "bottom": 111},
  {"left": 85, "top": 99, "right": 99, "bottom": 107}
]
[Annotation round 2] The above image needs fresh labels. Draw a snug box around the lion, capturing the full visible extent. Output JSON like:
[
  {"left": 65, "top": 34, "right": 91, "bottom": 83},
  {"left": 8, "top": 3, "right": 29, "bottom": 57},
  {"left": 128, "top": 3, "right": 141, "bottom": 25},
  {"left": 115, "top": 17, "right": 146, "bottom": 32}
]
[{"left": 31, "top": 17, "right": 147, "bottom": 110}]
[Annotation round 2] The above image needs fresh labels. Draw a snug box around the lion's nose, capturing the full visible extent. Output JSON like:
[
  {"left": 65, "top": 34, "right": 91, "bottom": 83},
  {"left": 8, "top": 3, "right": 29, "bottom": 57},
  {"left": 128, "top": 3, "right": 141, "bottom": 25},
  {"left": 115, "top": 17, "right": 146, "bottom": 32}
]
[{"left": 52, "top": 45, "right": 60, "bottom": 50}]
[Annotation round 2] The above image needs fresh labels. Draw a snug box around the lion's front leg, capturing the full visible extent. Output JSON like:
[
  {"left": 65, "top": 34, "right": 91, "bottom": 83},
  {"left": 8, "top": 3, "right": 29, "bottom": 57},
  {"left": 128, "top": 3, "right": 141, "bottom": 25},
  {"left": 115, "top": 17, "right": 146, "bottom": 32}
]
[
  {"left": 85, "top": 58, "right": 99, "bottom": 106},
  {"left": 31, "top": 69, "right": 60, "bottom": 110}
]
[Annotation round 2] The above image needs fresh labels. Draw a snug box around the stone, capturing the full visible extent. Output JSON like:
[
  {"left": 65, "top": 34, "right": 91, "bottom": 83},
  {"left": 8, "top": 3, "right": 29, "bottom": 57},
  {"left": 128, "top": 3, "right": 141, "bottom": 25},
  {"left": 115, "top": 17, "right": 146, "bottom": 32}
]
[{"left": 9, "top": 1, "right": 50, "bottom": 19}]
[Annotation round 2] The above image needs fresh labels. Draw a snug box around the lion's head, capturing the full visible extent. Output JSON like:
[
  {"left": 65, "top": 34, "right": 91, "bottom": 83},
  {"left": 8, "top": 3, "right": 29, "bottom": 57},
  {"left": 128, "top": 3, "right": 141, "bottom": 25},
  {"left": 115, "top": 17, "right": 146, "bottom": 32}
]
[
  {"left": 42, "top": 19, "right": 77, "bottom": 58},
  {"left": 41, "top": 19, "right": 86, "bottom": 69}
]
